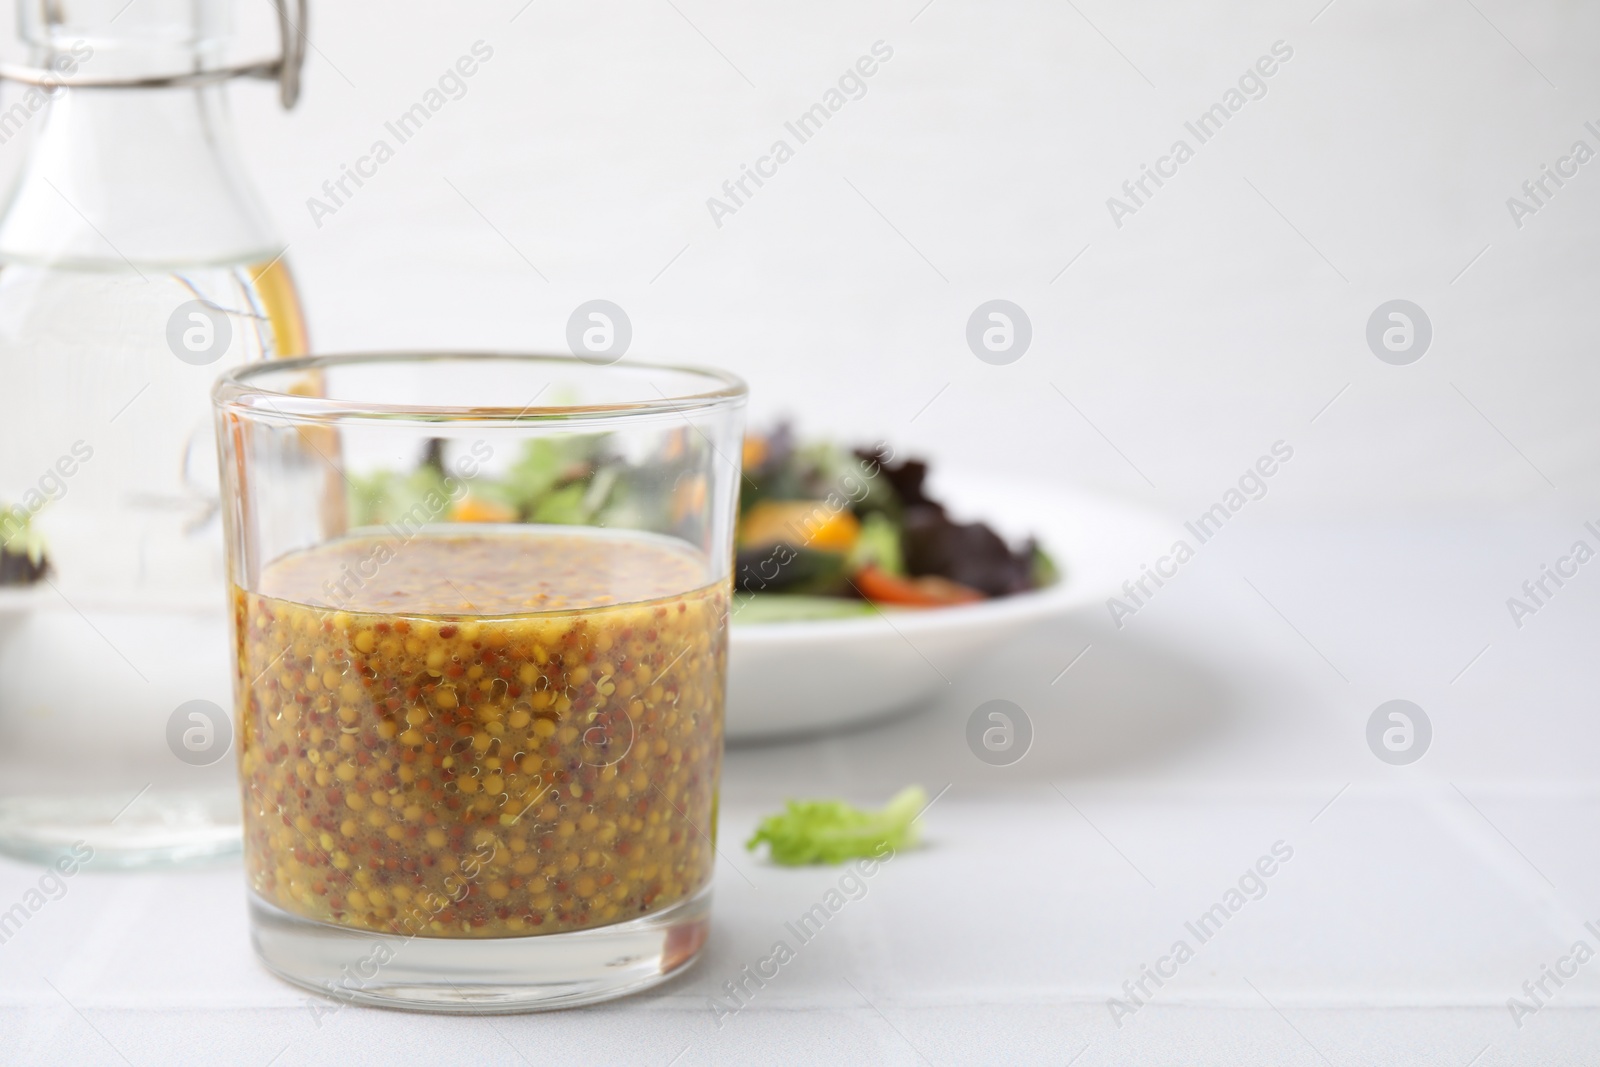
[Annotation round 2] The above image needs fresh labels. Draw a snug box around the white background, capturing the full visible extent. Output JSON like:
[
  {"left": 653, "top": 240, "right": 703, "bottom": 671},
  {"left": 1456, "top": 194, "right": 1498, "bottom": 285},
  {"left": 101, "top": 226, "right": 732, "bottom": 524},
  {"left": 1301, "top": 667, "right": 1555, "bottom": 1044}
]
[
  {"left": 212, "top": 0, "right": 1600, "bottom": 515},
  {"left": 3, "top": 2, "right": 1600, "bottom": 1064}
]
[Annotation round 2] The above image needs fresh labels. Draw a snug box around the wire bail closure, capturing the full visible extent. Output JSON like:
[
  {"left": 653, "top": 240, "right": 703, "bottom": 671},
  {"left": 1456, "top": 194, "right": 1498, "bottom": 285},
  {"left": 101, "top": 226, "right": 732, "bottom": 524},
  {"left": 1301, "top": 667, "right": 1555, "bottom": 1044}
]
[{"left": 0, "top": 0, "right": 308, "bottom": 109}]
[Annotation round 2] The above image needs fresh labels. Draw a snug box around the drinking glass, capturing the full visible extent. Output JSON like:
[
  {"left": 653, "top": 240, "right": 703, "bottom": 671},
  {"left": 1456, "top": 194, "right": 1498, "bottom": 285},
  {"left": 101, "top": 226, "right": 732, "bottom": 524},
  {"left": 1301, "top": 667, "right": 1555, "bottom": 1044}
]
[{"left": 213, "top": 352, "right": 745, "bottom": 1011}]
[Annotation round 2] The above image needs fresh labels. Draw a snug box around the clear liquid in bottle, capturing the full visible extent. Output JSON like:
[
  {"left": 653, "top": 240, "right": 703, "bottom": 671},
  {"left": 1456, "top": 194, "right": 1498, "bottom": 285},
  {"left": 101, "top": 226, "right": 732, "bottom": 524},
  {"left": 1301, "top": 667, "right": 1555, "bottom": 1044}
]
[{"left": 0, "top": 0, "right": 308, "bottom": 867}]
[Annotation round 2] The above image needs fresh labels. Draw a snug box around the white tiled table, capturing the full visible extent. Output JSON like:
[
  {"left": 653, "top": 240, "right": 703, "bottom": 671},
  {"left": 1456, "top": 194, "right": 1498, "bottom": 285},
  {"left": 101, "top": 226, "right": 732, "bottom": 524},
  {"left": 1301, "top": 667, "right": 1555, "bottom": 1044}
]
[{"left": 3, "top": 514, "right": 1597, "bottom": 1066}]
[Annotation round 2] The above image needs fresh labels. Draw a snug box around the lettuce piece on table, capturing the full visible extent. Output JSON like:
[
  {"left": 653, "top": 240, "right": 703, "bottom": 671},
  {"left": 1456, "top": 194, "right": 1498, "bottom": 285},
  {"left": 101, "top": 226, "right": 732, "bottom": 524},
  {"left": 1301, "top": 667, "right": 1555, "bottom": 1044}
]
[{"left": 745, "top": 785, "right": 928, "bottom": 865}]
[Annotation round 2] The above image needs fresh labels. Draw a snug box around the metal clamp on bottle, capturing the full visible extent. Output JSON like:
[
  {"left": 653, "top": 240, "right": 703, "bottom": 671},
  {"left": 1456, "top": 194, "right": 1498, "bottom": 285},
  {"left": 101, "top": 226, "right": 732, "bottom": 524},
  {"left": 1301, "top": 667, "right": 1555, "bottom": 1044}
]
[{"left": 0, "top": 0, "right": 307, "bottom": 108}]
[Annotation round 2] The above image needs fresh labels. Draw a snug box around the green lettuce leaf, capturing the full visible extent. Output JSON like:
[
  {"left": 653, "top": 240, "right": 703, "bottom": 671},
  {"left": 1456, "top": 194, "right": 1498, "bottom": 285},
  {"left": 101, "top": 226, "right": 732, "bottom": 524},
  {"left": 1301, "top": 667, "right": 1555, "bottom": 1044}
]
[
  {"left": 730, "top": 594, "right": 877, "bottom": 624},
  {"left": 847, "top": 510, "right": 904, "bottom": 575},
  {"left": 745, "top": 785, "right": 927, "bottom": 865}
]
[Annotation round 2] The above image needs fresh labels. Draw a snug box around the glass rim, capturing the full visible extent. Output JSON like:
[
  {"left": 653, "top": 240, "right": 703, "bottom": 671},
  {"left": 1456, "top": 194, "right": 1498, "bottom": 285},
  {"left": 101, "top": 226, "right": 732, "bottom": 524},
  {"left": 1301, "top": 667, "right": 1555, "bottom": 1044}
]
[{"left": 213, "top": 351, "right": 748, "bottom": 424}]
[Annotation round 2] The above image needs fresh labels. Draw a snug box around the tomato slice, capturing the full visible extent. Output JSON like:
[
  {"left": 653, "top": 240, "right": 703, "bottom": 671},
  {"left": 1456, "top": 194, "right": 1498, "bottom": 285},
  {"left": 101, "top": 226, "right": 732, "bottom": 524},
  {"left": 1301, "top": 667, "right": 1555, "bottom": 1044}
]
[{"left": 851, "top": 565, "right": 985, "bottom": 607}]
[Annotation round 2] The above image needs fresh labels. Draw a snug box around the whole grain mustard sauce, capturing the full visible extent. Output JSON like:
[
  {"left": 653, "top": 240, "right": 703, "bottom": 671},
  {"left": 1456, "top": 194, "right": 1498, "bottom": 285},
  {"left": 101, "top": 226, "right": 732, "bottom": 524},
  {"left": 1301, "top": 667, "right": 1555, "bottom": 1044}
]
[{"left": 234, "top": 530, "right": 727, "bottom": 939}]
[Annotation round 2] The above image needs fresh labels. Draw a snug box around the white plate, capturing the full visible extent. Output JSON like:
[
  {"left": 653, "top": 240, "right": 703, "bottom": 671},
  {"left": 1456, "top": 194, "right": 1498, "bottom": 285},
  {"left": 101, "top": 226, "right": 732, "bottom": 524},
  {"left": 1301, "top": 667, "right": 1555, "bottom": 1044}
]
[
  {"left": 725, "top": 472, "right": 1170, "bottom": 741},
  {"left": 1, "top": 481, "right": 1169, "bottom": 744}
]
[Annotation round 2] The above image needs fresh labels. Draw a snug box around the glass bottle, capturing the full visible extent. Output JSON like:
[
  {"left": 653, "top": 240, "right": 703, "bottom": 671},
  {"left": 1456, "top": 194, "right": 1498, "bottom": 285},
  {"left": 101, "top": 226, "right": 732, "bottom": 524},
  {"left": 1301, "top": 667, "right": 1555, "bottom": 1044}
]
[{"left": 0, "top": 0, "right": 307, "bottom": 867}]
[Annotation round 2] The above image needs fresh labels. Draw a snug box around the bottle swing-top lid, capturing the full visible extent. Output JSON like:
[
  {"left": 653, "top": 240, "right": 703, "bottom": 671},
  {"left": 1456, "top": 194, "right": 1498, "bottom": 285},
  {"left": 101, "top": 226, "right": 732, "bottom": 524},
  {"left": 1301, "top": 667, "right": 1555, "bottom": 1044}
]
[{"left": 0, "top": 0, "right": 307, "bottom": 109}]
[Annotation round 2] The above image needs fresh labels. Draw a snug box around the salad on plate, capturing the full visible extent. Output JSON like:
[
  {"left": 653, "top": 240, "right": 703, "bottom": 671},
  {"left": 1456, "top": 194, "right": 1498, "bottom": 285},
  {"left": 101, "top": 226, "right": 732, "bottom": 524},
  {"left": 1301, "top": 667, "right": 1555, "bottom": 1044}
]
[
  {"left": 0, "top": 426, "right": 1063, "bottom": 620},
  {"left": 334, "top": 426, "right": 1060, "bottom": 625},
  {"left": 729, "top": 426, "right": 1058, "bottom": 622}
]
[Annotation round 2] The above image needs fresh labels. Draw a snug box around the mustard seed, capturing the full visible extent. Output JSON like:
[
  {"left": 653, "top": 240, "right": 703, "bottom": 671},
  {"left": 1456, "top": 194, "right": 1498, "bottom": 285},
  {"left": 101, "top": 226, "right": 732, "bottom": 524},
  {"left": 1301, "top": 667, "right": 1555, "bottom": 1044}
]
[{"left": 234, "top": 530, "right": 725, "bottom": 939}]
